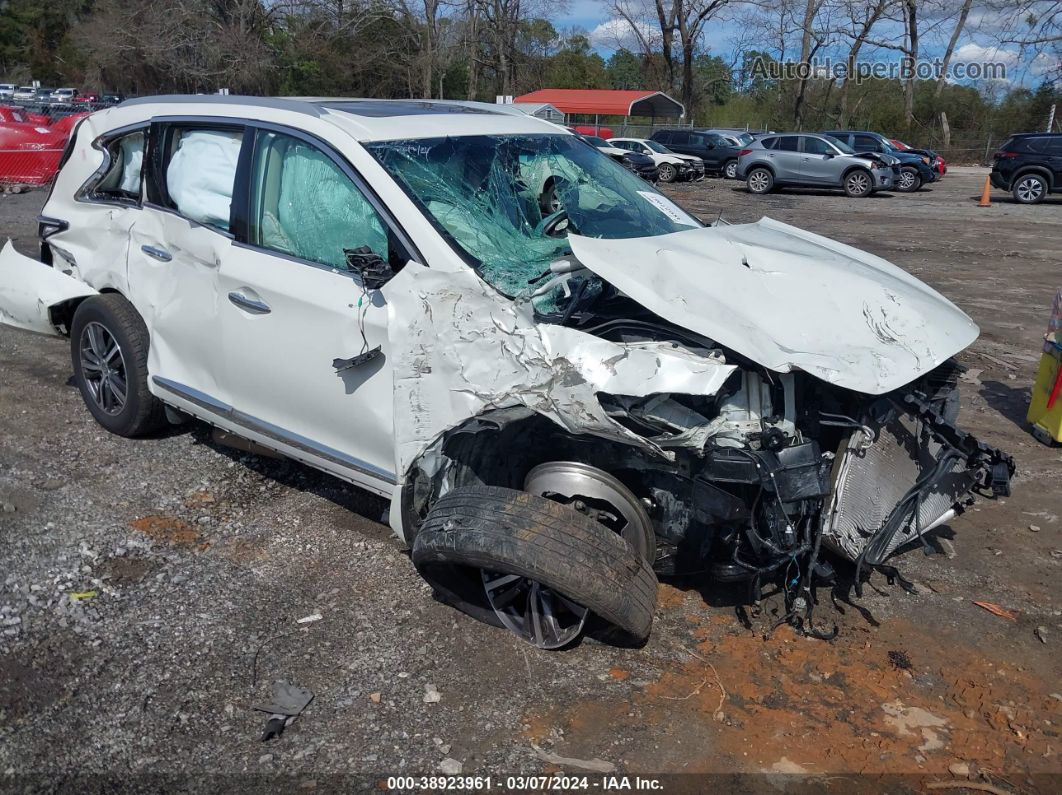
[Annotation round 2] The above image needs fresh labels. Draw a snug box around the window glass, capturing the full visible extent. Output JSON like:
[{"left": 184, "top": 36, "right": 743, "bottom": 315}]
[
  {"left": 249, "top": 130, "right": 389, "bottom": 270},
  {"left": 93, "top": 130, "right": 144, "bottom": 200},
  {"left": 803, "top": 136, "right": 833, "bottom": 155},
  {"left": 759, "top": 137, "right": 777, "bottom": 150},
  {"left": 777, "top": 136, "right": 800, "bottom": 151},
  {"left": 366, "top": 134, "right": 699, "bottom": 307},
  {"left": 853, "top": 134, "right": 880, "bottom": 151},
  {"left": 670, "top": 131, "right": 689, "bottom": 144},
  {"left": 165, "top": 128, "right": 242, "bottom": 230}
]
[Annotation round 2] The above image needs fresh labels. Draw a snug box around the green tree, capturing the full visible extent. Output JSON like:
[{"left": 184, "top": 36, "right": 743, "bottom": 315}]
[{"left": 607, "top": 48, "right": 643, "bottom": 90}]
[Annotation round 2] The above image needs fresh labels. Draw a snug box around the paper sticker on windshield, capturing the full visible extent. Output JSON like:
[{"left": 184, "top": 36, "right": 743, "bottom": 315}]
[{"left": 637, "top": 191, "right": 699, "bottom": 227}]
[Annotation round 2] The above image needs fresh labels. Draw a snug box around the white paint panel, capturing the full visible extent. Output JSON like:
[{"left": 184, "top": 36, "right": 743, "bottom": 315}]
[
  {"left": 0, "top": 241, "right": 97, "bottom": 335},
  {"left": 569, "top": 217, "right": 979, "bottom": 395}
]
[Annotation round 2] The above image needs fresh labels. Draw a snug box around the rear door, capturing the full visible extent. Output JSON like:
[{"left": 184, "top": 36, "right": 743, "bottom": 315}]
[
  {"left": 772, "top": 135, "right": 803, "bottom": 181},
  {"left": 215, "top": 125, "right": 418, "bottom": 489},
  {"left": 664, "top": 131, "right": 697, "bottom": 158},
  {"left": 128, "top": 120, "right": 247, "bottom": 410}
]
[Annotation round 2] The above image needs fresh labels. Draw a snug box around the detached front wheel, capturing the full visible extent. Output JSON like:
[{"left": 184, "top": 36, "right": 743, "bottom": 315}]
[{"left": 412, "top": 486, "right": 657, "bottom": 649}]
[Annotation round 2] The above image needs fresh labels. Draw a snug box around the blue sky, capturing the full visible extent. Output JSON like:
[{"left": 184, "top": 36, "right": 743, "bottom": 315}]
[{"left": 552, "top": 1, "right": 1058, "bottom": 88}]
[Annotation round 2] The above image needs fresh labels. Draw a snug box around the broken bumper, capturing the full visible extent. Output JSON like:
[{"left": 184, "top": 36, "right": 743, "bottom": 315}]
[{"left": 0, "top": 240, "right": 97, "bottom": 335}]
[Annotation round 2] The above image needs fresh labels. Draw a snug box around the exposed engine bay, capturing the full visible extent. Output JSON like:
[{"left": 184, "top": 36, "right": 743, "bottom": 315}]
[{"left": 390, "top": 229, "right": 1014, "bottom": 639}]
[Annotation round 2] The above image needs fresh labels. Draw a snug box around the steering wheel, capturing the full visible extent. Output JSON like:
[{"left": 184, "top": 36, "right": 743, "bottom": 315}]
[{"left": 535, "top": 208, "right": 571, "bottom": 238}]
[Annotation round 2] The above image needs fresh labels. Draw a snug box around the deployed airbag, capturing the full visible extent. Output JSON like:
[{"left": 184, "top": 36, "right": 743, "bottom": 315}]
[{"left": 166, "top": 130, "right": 241, "bottom": 230}]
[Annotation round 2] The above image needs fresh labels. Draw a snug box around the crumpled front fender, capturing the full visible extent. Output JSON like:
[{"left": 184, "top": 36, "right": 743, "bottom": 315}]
[{"left": 0, "top": 240, "right": 97, "bottom": 336}]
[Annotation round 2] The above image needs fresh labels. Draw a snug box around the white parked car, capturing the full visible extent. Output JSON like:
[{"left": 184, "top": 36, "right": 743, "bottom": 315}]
[
  {"left": 12, "top": 86, "right": 36, "bottom": 101},
  {"left": 608, "top": 137, "right": 705, "bottom": 182},
  {"left": 0, "top": 96, "right": 1012, "bottom": 650},
  {"left": 50, "top": 87, "right": 79, "bottom": 102},
  {"left": 0, "top": 83, "right": 15, "bottom": 99}
]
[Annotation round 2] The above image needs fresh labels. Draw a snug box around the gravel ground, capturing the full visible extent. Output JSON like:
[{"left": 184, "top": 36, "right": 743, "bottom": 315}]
[{"left": 1, "top": 172, "right": 1060, "bottom": 792}]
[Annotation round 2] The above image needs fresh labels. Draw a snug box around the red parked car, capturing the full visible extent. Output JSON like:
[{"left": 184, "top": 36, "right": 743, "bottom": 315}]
[
  {"left": 891, "top": 138, "right": 947, "bottom": 176},
  {"left": 0, "top": 106, "right": 88, "bottom": 186}
]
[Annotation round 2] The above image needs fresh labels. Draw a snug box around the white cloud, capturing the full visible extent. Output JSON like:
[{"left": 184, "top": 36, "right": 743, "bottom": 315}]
[
  {"left": 953, "top": 42, "right": 1021, "bottom": 65},
  {"left": 953, "top": 41, "right": 1058, "bottom": 79},
  {"left": 588, "top": 17, "right": 659, "bottom": 51}
]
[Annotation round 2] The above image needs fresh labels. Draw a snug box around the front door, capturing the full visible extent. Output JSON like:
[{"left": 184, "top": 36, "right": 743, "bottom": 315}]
[
  {"left": 216, "top": 127, "right": 410, "bottom": 491},
  {"left": 799, "top": 136, "right": 844, "bottom": 184}
]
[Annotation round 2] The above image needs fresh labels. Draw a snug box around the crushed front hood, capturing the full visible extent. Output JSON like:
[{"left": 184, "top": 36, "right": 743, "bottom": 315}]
[{"left": 569, "top": 217, "right": 978, "bottom": 395}]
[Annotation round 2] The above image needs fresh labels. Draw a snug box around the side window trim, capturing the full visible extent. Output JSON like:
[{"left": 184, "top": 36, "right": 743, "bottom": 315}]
[
  {"left": 75, "top": 121, "right": 149, "bottom": 208},
  {"left": 232, "top": 120, "right": 423, "bottom": 274}
]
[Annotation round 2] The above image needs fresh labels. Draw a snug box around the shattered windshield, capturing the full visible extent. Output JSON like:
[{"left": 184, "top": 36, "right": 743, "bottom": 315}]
[{"left": 365, "top": 134, "right": 700, "bottom": 302}]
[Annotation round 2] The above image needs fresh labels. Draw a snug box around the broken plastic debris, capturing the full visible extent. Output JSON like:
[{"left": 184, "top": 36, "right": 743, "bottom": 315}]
[
  {"left": 423, "top": 683, "right": 442, "bottom": 703},
  {"left": 972, "top": 601, "right": 1018, "bottom": 621},
  {"left": 69, "top": 590, "right": 97, "bottom": 602},
  {"left": 254, "top": 680, "right": 314, "bottom": 742},
  {"left": 531, "top": 743, "right": 616, "bottom": 773},
  {"left": 296, "top": 613, "right": 323, "bottom": 624}
]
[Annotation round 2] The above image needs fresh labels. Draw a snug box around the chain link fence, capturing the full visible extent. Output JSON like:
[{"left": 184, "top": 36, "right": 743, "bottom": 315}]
[{"left": 0, "top": 99, "right": 112, "bottom": 192}]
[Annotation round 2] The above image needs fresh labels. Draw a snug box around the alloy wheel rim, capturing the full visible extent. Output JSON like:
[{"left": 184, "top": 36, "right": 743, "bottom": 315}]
[
  {"left": 481, "top": 570, "right": 589, "bottom": 649},
  {"left": 1017, "top": 178, "right": 1042, "bottom": 201},
  {"left": 749, "top": 172, "right": 768, "bottom": 192},
  {"left": 899, "top": 171, "right": 915, "bottom": 189},
  {"left": 726, "top": 162, "right": 737, "bottom": 178},
  {"left": 79, "top": 321, "right": 128, "bottom": 415},
  {"left": 660, "top": 164, "right": 674, "bottom": 181},
  {"left": 849, "top": 173, "right": 869, "bottom": 194}
]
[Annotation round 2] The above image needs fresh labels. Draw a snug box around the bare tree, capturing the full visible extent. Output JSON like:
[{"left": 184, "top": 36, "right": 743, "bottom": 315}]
[
  {"left": 606, "top": 0, "right": 731, "bottom": 117},
  {"left": 934, "top": 0, "right": 973, "bottom": 98},
  {"left": 835, "top": 0, "right": 889, "bottom": 126}
]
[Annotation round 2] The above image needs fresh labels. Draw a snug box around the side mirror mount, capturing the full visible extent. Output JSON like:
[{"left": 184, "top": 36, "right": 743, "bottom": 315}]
[{"left": 345, "top": 247, "right": 393, "bottom": 290}]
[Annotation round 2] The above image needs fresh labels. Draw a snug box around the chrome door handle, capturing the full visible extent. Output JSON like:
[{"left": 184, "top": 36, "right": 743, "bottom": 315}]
[
  {"left": 141, "top": 245, "right": 172, "bottom": 262},
  {"left": 228, "top": 291, "right": 271, "bottom": 314}
]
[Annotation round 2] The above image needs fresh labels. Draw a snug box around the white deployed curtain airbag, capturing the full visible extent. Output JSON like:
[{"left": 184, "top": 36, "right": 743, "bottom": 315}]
[
  {"left": 118, "top": 134, "right": 143, "bottom": 194},
  {"left": 166, "top": 130, "right": 242, "bottom": 229}
]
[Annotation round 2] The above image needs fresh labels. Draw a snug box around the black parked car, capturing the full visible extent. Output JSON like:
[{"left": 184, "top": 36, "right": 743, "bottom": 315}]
[
  {"left": 580, "top": 135, "right": 659, "bottom": 182},
  {"left": 990, "top": 133, "right": 1062, "bottom": 204},
  {"left": 649, "top": 129, "right": 743, "bottom": 178},
  {"left": 822, "top": 130, "right": 937, "bottom": 192}
]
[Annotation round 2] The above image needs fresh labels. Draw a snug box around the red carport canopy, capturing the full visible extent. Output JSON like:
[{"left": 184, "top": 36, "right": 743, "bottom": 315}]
[{"left": 513, "top": 89, "right": 684, "bottom": 119}]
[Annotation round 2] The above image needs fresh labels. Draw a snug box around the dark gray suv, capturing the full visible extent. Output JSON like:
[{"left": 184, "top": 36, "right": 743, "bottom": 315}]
[{"left": 735, "top": 133, "right": 897, "bottom": 197}]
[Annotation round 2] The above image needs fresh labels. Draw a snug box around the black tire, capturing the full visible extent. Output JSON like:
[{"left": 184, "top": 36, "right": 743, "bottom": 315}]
[
  {"left": 723, "top": 159, "right": 738, "bottom": 180},
  {"left": 412, "top": 485, "right": 658, "bottom": 645},
  {"left": 70, "top": 294, "right": 166, "bottom": 437},
  {"left": 746, "top": 167, "right": 774, "bottom": 194},
  {"left": 844, "top": 168, "right": 873, "bottom": 197},
  {"left": 897, "top": 166, "right": 922, "bottom": 192},
  {"left": 1012, "top": 173, "right": 1047, "bottom": 204},
  {"left": 539, "top": 177, "right": 571, "bottom": 214},
  {"left": 658, "top": 163, "right": 677, "bottom": 183}
]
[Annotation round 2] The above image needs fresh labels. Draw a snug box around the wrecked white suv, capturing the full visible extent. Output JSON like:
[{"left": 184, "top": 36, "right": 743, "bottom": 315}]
[{"left": 0, "top": 97, "right": 1012, "bottom": 649}]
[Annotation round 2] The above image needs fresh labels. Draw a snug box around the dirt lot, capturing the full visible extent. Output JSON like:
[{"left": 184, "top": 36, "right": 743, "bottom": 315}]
[{"left": 1, "top": 171, "right": 1060, "bottom": 792}]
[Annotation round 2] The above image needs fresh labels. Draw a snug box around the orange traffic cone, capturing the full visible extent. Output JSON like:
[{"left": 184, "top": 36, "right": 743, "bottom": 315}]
[{"left": 978, "top": 175, "right": 992, "bottom": 207}]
